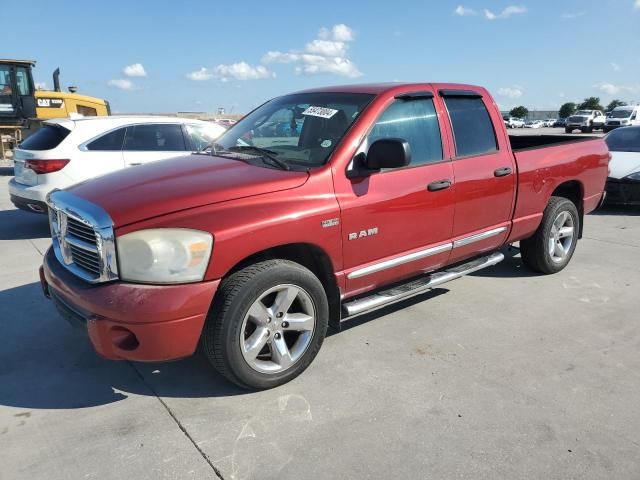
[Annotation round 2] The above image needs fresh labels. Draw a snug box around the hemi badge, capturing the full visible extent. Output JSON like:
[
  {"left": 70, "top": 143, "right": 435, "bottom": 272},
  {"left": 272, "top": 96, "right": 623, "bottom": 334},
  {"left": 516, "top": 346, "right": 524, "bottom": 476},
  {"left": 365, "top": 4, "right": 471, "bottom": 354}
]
[{"left": 321, "top": 218, "right": 340, "bottom": 228}]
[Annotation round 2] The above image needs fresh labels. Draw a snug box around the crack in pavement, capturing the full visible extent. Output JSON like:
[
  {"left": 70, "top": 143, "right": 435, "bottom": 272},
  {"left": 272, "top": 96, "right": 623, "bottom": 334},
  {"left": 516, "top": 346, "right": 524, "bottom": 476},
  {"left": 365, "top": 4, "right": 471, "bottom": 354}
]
[
  {"left": 583, "top": 236, "right": 640, "bottom": 249},
  {"left": 127, "top": 362, "right": 226, "bottom": 480}
]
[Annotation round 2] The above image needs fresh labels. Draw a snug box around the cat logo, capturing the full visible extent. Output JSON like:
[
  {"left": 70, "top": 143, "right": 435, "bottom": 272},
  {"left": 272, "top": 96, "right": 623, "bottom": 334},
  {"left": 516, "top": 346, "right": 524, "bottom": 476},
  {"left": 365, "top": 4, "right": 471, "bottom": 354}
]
[{"left": 348, "top": 227, "right": 378, "bottom": 241}]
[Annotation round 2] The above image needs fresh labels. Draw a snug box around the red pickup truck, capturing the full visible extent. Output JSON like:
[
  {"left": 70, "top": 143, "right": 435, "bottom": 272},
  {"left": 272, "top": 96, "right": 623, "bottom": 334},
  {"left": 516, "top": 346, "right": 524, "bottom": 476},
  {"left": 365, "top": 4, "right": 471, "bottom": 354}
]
[{"left": 41, "top": 83, "right": 609, "bottom": 389}]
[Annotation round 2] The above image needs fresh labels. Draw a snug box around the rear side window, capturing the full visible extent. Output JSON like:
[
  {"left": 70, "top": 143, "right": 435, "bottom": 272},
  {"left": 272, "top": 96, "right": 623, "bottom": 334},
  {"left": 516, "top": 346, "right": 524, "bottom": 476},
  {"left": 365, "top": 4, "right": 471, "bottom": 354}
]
[
  {"left": 19, "top": 125, "right": 70, "bottom": 150},
  {"left": 124, "top": 124, "right": 186, "bottom": 151},
  {"left": 444, "top": 97, "right": 497, "bottom": 157},
  {"left": 86, "top": 127, "right": 126, "bottom": 151},
  {"left": 367, "top": 98, "right": 443, "bottom": 166}
]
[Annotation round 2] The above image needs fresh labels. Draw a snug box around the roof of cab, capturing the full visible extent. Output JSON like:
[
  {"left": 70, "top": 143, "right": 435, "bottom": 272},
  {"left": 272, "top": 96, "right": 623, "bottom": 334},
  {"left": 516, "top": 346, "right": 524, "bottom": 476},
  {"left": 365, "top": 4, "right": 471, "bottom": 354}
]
[
  {"left": 292, "top": 82, "right": 485, "bottom": 96},
  {"left": 0, "top": 59, "right": 36, "bottom": 65}
]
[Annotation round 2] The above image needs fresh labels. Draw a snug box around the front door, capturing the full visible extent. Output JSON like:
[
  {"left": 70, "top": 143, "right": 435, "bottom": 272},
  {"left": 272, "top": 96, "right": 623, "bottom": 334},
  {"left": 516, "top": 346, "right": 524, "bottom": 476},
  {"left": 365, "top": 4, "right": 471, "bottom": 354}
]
[
  {"left": 335, "top": 93, "right": 456, "bottom": 297},
  {"left": 440, "top": 91, "right": 516, "bottom": 263}
]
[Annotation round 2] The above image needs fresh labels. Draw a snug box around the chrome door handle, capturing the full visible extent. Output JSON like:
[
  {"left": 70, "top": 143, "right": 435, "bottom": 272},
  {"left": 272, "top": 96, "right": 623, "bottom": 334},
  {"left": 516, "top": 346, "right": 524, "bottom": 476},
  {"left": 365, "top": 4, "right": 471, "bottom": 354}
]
[
  {"left": 427, "top": 179, "right": 452, "bottom": 192},
  {"left": 494, "top": 167, "right": 512, "bottom": 177}
]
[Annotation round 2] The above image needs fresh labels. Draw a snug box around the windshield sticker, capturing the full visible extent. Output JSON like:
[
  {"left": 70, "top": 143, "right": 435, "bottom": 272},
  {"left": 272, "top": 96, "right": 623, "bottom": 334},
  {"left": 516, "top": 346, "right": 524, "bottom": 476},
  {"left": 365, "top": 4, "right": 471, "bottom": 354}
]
[
  {"left": 302, "top": 106, "right": 339, "bottom": 119},
  {"left": 321, "top": 139, "right": 332, "bottom": 148}
]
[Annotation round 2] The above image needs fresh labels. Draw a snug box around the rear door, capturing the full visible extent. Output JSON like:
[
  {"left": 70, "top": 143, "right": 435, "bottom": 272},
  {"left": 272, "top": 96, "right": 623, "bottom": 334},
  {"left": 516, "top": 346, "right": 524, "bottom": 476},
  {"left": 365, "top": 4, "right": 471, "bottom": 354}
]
[
  {"left": 78, "top": 125, "right": 127, "bottom": 180},
  {"left": 122, "top": 123, "right": 189, "bottom": 166},
  {"left": 439, "top": 89, "right": 516, "bottom": 263}
]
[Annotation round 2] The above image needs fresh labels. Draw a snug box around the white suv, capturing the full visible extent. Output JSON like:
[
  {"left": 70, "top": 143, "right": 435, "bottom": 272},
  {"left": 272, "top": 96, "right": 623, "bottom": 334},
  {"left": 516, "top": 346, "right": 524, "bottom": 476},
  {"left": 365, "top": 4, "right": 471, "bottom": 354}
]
[{"left": 9, "top": 116, "right": 226, "bottom": 213}]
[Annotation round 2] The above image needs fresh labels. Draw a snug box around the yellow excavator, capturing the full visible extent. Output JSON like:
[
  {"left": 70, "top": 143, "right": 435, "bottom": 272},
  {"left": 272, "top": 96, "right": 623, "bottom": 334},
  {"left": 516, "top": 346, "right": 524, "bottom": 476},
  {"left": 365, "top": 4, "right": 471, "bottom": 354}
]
[{"left": 1, "top": 59, "right": 110, "bottom": 158}]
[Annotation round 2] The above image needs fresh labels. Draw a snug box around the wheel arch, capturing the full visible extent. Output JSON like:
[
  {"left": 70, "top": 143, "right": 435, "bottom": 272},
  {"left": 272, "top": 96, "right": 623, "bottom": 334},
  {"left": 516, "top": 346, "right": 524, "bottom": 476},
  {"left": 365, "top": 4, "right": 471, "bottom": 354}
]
[
  {"left": 551, "top": 180, "right": 584, "bottom": 238},
  {"left": 222, "top": 242, "right": 342, "bottom": 330}
]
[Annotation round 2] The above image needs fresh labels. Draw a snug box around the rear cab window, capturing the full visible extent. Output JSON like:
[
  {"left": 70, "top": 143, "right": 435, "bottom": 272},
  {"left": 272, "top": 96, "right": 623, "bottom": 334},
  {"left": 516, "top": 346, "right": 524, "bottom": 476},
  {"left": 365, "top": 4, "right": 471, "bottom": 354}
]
[
  {"left": 19, "top": 125, "right": 71, "bottom": 150},
  {"left": 442, "top": 93, "right": 498, "bottom": 158}
]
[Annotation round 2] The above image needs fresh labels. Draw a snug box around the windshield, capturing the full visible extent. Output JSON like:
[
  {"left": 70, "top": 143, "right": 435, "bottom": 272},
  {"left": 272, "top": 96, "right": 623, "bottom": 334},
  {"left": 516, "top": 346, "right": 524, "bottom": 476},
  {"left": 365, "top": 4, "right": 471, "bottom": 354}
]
[
  {"left": 574, "top": 110, "right": 592, "bottom": 116},
  {"left": 214, "top": 92, "right": 374, "bottom": 168},
  {"left": 610, "top": 109, "right": 633, "bottom": 119},
  {"left": 605, "top": 127, "right": 640, "bottom": 152}
]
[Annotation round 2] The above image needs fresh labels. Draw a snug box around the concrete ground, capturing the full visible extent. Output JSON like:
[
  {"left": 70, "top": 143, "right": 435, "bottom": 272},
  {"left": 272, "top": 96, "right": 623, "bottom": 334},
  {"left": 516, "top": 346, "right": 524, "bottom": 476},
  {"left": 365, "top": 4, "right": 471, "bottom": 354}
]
[{"left": 1, "top": 162, "right": 639, "bottom": 479}]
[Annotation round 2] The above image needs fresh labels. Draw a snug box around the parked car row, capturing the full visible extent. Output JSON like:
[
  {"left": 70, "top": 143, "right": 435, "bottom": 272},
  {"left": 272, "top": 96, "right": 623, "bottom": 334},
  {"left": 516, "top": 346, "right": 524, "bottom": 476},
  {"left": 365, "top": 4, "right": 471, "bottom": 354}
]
[{"left": 504, "top": 118, "right": 560, "bottom": 129}]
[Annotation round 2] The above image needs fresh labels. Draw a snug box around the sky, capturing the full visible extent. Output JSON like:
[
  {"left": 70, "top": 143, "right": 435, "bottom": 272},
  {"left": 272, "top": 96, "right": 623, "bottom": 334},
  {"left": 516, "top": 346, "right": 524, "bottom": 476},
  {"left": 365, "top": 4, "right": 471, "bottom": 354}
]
[{"left": 5, "top": 0, "right": 640, "bottom": 114}]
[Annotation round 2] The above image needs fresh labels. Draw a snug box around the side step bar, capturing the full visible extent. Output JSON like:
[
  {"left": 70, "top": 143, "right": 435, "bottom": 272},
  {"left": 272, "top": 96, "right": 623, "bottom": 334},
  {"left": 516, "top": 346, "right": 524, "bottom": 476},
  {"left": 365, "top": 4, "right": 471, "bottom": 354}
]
[{"left": 342, "top": 251, "right": 504, "bottom": 318}]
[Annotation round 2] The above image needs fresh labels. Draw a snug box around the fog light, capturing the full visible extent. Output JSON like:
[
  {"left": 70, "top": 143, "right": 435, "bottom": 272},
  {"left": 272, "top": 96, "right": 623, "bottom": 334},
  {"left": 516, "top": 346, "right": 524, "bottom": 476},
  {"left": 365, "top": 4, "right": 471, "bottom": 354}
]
[{"left": 109, "top": 327, "right": 140, "bottom": 351}]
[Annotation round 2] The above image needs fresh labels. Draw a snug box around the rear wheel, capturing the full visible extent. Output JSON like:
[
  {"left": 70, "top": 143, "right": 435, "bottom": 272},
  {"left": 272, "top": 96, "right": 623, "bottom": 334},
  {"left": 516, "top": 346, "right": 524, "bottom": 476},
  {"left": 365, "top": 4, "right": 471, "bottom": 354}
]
[
  {"left": 520, "top": 197, "right": 579, "bottom": 274},
  {"left": 201, "top": 259, "right": 329, "bottom": 389}
]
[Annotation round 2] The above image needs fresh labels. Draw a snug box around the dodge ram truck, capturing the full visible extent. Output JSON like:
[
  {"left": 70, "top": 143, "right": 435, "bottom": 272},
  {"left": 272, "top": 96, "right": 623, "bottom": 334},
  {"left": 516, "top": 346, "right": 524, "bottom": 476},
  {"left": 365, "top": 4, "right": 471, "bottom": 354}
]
[{"left": 40, "top": 83, "right": 609, "bottom": 389}]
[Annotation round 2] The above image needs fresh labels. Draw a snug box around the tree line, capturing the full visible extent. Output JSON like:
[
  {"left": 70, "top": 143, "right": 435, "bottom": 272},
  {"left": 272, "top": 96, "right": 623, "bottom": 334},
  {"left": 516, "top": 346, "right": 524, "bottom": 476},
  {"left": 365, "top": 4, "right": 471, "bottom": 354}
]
[{"left": 508, "top": 98, "right": 629, "bottom": 120}]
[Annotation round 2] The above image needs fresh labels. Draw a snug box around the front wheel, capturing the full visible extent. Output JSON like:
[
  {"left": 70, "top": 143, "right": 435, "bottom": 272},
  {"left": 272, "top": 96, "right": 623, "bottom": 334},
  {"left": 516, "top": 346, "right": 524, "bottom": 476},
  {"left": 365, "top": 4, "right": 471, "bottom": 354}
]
[
  {"left": 520, "top": 196, "right": 579, "bottom": 274},
  {"left": 201, "top": 259, "right": 329, "bottom": 389}
]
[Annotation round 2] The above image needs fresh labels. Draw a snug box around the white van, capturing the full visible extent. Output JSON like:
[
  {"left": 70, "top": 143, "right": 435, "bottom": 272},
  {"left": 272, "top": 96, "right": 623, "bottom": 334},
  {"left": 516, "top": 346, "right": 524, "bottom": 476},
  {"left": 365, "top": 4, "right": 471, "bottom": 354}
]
[{"left": 604, "top": 106, "right": 640, "bottom": 133}]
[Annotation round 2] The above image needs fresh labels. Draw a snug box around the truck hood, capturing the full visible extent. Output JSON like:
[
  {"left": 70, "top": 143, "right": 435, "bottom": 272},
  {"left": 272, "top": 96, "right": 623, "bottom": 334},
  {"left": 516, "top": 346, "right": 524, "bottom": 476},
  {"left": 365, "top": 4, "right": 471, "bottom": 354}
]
[
  {"left": 608, "top": 151, "right": 640, "bottom": 179},
  {"left": 67, "top": 154, "right": 309, "bottom": 227}
]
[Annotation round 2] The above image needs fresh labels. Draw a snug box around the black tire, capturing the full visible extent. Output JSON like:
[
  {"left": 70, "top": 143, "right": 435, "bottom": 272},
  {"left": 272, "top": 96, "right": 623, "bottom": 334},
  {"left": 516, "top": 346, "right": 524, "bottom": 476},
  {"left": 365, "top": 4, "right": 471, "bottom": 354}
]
[
  {"left": 565, "top": 127, "right": 572, "bottom": 133},
  {"left": 520, "top": 196, "right": 580, "bottom": 274},
  {"left": 201, "top": 259, "right": 329, "bottom": 389}
]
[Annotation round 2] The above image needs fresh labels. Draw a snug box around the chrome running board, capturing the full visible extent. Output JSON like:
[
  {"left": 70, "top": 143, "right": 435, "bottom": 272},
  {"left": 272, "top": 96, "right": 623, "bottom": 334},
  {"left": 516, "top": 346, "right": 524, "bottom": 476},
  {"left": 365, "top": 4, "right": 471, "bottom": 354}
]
[{"left": 342, "top": 251, "right": 504, "bottom": 318}]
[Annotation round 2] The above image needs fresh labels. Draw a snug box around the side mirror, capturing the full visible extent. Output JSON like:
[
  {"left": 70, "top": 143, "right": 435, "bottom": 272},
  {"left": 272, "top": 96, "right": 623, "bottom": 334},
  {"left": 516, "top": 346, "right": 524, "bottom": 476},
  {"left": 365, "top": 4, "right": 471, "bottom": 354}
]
[
  {"left": 346, "top": 138, "right": 411, "bottom": 179},
  {"left": 365, "top": 138, "right": 411, "bottom": 169}
]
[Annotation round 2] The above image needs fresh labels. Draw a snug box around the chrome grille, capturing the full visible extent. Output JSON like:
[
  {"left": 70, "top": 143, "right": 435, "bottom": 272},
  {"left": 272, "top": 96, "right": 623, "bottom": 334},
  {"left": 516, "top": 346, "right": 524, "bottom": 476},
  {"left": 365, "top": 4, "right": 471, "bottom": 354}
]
[
  {"left": 67, "top": 217, "right": 98, "bottom": 243},
  {"left": 47, "top": 190, "right": 119, "bottom": 284}
]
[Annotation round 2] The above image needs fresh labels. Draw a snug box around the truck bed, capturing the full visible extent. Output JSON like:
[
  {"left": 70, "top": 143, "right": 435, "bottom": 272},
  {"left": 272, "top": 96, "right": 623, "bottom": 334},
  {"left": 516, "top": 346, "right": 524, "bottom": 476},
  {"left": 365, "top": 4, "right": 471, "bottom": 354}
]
[{"left": 509, "top": 134, "right": 598, "bottom": 152}]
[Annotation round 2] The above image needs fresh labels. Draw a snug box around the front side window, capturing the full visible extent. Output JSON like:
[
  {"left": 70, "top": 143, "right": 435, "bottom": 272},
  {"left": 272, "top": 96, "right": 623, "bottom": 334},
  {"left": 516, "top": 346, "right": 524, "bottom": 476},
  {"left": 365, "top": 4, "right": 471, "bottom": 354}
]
[
  {"left": 124, "top": 124, "right": 186, "bottom": 151},
  {"left": 86, "top": 127, "right": 126, "bottom": 151},
  {"left": 444, "top": 97, "right": 497, "bottom": 157},
  {"left": 185, "top": 123, "right": 226, "bottom": 151},
  {"left": 16, "top": 67, "right": 30, "bottom": 96},
  {"left": 215, "top": 92, "right": 374, "bottom": 168},
  {"left": 367, "top": 98, "right": 443, "bottom": 166}
]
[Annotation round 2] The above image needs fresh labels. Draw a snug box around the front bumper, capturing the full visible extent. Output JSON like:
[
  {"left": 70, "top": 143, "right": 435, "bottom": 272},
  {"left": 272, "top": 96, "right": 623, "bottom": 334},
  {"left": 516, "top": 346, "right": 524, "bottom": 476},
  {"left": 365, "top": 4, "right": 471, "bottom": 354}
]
[
  {"left": 605, "top": 177, "right": 640, "bottom": 205},
  {"left": 41, "top": 248, "right": 220, "bottom": 361}
]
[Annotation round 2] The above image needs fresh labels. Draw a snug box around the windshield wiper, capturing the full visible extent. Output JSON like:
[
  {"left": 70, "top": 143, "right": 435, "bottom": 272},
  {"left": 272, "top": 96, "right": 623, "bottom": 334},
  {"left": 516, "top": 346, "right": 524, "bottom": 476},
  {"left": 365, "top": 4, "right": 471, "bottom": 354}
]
[{"left": 228, "top": 146, "right": 290, "bottom": 170}]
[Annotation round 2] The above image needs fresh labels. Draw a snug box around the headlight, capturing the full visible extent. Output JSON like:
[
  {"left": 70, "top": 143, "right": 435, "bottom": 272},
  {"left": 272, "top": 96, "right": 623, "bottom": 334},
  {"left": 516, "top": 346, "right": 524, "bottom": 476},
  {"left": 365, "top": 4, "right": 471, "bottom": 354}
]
[{"left": 117, "top": 229, "right": 213, "bottom": 284}]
